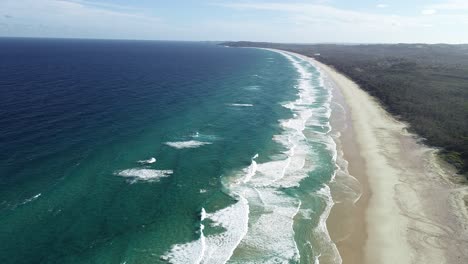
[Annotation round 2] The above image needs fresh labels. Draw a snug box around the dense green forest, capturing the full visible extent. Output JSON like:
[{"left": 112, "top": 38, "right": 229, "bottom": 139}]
[{"left": 222, "top": 42, "right": 468, "bottom": 176}]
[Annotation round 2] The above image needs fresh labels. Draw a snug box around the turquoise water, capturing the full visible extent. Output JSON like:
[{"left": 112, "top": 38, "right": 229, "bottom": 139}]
[{"left": 0, "top": 39, "right": 340, "bottom": 263}]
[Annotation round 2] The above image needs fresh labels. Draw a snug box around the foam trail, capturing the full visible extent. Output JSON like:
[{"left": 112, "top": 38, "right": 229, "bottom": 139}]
[
  {"left": 201, "top": 208, "right": 207, "bottom": 221},
  {"left": 243, "top": 85, "right": 261, "bottom": 91},
  {"left": 137, "top": 157, "right": 156, "bottom": 164},
  {"left": 314, "top": 255, "right": 321, "bottom": 264},
  {"left": 21, "top": 193, "right": 42, "bottom": 205},
  {"left": 283, "top": 50, "right": 345, "bottom": 263},
  {"left": 162, "top": 197, "right": 249, "bottom": 264},
  {"left": 228, "top": 50, "right": 343, "bottom": 263},
  {"left": 165, "top": 140, "right": 212, "bottom": 149},
  {"left": 198, "top": 208, "right": 207, "bottom": 264},
  {"left": 163, "top": 49, "right": 342, "bottom": 263},
  {"left": 225, "top": 51, "right": 321, "bottom": 262},
  {"left": 116, "top": 168, "right": 172, "bottom": 182},
  {"left": 243, "top": 154, "right": 258, "bottom": 183},
  {"left": 228, "top": 103, "right": 254, "bottom": 107},
  {"left": 314, "top": 185, "right": 342, "bottom": 264}
]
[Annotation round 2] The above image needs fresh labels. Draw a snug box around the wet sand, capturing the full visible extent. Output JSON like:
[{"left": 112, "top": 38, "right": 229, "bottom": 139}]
[{"left": 307, "top": 55, "right": 468, "bottom": 264}]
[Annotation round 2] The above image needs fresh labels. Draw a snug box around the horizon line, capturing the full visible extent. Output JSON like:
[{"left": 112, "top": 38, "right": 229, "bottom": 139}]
[{"left": 0, "top": 36, "right": 467, "bottom": 45}]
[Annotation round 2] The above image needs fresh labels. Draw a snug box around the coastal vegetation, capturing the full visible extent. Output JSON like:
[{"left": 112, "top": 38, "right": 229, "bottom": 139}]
[{"left": 223, "top": 42, "right": 468, "bottom": 176}]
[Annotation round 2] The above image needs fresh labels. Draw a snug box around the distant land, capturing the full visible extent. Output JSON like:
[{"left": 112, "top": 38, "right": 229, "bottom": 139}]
[{"left": 222, "top": 41, "right": 468, "bottom": 177}]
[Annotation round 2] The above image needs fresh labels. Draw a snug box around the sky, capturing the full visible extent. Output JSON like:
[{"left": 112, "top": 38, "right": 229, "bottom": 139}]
[{"left": 1, "top": 0, "right": 468, "bottom": 43}]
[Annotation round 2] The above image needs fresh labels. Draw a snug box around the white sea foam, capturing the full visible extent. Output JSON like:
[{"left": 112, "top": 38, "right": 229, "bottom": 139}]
[
  {"left": 163, "top": 50, "right": 340, "bottom": 263},
  {"left": 21, "top": 193, "right": 42, "bottom": 205},
  {"left": 161, "top": 208, "right": 207, "bottom": 264},
  {"left": 300, "top": 208, "right": 315, "bottom": 220},
  {"left": 116, "top": 168, "right": 172, "bottom": 182},
  {"left": 162, "top": 197, "right": 249, "bottom": 264},
  {"left": 228, "top": 103, "right": 254, "bottom": 107},
  {"left": 137, "top": 157, "right": 156, "bottom": 164},
  {"left": 243, "top": 85, "right": 261, "bottom": 91},
  {"left": 234, "top": 188, "right": 301, "bottom": 262},
  {"left": 314, "top": 255, "right": 321, "bottom": 264},
  {"left": 242, "top": 154, "right": 258, "bottom": 183},
  {"left": 201, "top": 208, "right": 207, "bottom": 221},
  {"left": 234, "top": 50, "right": 342, "bottom": 262},
  {"left": 165, "top": 140, "right": 212, "bottom": 149},
  {"left": 313, "top": 185, "right": 342, "bottom": 264},
  {"left": 225, "top": 51, "right": 326, "bottom": 262}
]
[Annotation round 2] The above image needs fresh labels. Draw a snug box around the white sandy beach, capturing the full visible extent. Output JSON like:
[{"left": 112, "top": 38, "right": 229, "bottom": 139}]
[{"left": 283, "top": 51, "right": 468, "bottom": 264}]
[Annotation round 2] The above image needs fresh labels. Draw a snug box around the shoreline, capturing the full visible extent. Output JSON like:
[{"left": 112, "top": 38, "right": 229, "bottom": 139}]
[
  {"left": 313, "top": 56, "right": 468, "bottom": 263},
  {"left": 271, "top": 49, "right": 468, "bottom": 263},
  {"left": 245, "top": 47, "right": 468, "bottom": 263},
  {"left": 326, "top": 63, "right": 369, "bottom": 264}
]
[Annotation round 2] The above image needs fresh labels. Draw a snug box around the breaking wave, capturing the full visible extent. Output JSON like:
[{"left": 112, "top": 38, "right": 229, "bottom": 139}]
[
  {"left": 116, "top": 168, "right": 173, "bottom": 182},
  {"left": 162, "top": 49, "right": 342, "bottom": 263},
  {"left": 165, "top": 140, "right": 212, "bottom": 149}
]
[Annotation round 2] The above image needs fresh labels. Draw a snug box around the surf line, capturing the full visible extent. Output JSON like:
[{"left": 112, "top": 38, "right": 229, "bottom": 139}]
[
  {"left": 162, "top": 50, "right": 338, "bottom": 264},
  {"left": 243, "top": 154, "right": 258, "bottom": 184},
  {"left": 260, "top": 49, "right": 341, "bottom": 263}
]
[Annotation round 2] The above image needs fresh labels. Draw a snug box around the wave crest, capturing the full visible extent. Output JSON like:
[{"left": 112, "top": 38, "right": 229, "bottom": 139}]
[
  {"left": 165, "top": 140, "right": 212, "bottom": 149},
  {"left": 116, "top": 168, "right": 173, "bottom": 182}
]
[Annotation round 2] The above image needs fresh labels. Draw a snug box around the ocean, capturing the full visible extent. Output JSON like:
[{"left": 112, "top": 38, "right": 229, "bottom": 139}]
[{"left": 0, "top": 38, "right": 347, "bottom": 263}]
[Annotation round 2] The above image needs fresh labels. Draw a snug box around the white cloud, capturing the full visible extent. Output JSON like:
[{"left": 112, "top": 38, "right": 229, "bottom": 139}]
[
  {"left": 377, "top": 4, "right": 388, "bottom": 8},
  {"left": 0, "top": 0, "right": 169, "bottom": 39},
  {"left": 1, "top": 0, "right": 468, "bottom": 43},
  {"left": 421, "top": 9, "right": 437, "bottom": 15},
  {"left": 214, "top": 2, "right": 468, "bottom": 43},
  {"left": 427, "top": 0, "right": 468, "bottom": 10},
  {"left": 61, "top": 0, "right": 146, "bottom": 12},
  {"left": 216, "top": 2, "right": 413, "bottom": 28}
]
